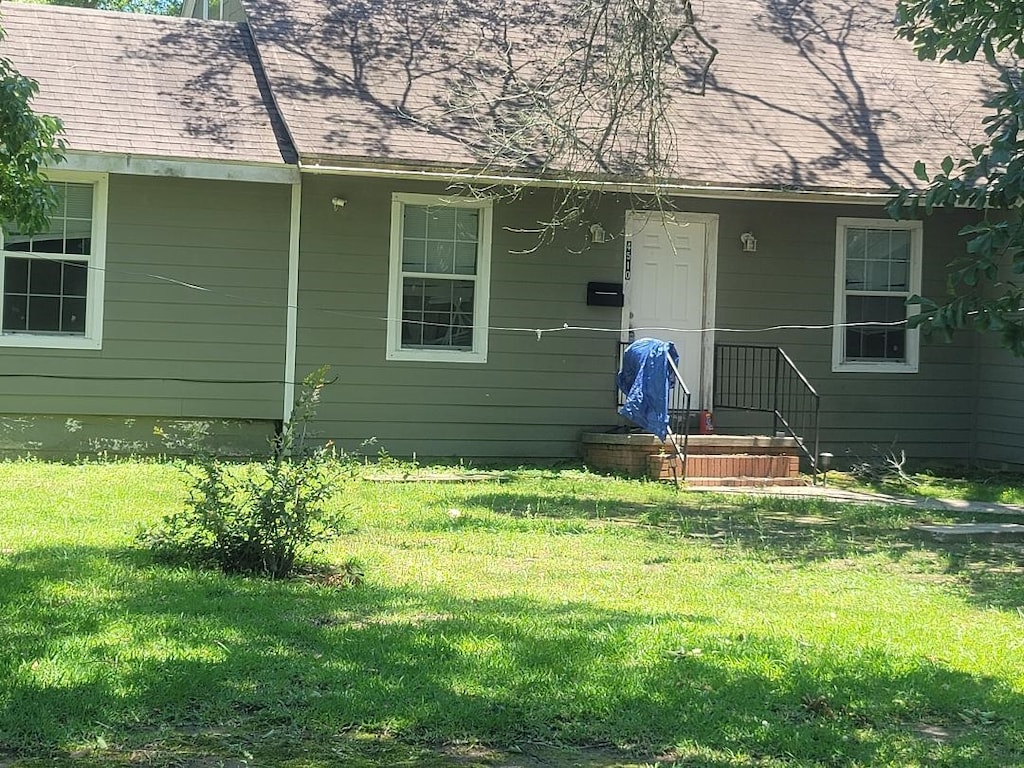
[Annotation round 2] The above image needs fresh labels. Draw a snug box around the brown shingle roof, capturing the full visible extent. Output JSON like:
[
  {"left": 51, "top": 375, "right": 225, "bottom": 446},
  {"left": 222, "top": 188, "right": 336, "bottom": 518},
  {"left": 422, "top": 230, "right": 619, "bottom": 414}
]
[
  {"left": 1, "top": 2, "right": 295, "bottom": 165},
  {"left": 242, "top": 0, "right": 997, "bottom": 192}
]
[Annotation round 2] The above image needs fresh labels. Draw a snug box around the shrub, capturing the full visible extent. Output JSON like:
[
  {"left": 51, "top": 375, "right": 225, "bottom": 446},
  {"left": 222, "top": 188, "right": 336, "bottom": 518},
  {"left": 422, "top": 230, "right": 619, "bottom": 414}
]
[{"left": 146, "top": 366, "right": 344, "bottom": 578}]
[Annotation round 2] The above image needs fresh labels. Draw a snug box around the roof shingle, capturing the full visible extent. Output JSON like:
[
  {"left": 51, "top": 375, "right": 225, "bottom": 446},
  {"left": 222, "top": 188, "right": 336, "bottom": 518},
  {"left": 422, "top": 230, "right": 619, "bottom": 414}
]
[
  {"left": 242, "top": 0, "right": 998, "bottom": 192},
  {"left": 1, "top": 3, "right": 295, "bottom": 166}
]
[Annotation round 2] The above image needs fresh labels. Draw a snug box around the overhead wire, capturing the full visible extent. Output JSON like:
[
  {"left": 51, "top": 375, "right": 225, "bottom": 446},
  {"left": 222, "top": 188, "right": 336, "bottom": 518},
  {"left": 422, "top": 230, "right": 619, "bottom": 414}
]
[{"left": 0, "top": 256, "right": 918, "bottom": 386}]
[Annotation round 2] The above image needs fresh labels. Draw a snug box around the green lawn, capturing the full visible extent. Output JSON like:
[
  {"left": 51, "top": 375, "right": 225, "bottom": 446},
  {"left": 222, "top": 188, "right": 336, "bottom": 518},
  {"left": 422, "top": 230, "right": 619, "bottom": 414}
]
[
  {"left": 1, "top": 460, "right": 1022, "bottom": 767},
  {"left": 829, "top": 468, "right": 1024, "bottom": 507}
]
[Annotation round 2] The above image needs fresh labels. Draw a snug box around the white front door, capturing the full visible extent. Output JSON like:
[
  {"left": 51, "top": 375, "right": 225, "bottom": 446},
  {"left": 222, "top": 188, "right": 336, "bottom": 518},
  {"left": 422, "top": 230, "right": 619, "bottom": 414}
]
[{"left": 622, "top": 211, "right": 717, "bottom": 410}]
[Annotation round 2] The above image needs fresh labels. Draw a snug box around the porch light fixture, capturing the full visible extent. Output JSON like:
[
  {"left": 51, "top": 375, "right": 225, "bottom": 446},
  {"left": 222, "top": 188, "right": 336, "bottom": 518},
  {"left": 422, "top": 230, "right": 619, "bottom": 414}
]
[
  {"left": 589, "top": 223, "right": 607, "bottom": 244},
  {"left": 331, "top": 196, "right": 347, "bottom": 211},
  {"left": 740, "top": 231, "right": 758, "bottom": 252}
]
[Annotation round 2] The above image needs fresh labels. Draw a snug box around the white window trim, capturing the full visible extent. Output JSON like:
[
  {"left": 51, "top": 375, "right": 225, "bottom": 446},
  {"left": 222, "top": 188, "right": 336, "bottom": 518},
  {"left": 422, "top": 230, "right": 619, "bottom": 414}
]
[
  {"left": 832, "top": 217, "right": 921, "bottom": 373},
  {"left": 386, "top": 192, "right": 492, "bottom": 363},
  {"left": 0, "top": 170, "right": 108, "bottom": 350}
]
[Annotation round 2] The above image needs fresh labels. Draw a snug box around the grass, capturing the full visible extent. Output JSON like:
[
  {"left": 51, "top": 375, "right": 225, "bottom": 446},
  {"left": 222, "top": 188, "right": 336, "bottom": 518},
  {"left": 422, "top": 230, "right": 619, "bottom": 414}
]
[
  {"left": 1, "top": 460, "right": 1023, "bottom": 767},
  {"left": 828, "top": 465, "right": 1024, "bottom": 507}
]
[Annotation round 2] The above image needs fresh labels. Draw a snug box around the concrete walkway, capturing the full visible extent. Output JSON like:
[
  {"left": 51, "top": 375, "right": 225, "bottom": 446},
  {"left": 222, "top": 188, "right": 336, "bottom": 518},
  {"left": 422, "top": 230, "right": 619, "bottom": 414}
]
[{"left": 687, "top": 483, "right": 1024, "bottom": 517}]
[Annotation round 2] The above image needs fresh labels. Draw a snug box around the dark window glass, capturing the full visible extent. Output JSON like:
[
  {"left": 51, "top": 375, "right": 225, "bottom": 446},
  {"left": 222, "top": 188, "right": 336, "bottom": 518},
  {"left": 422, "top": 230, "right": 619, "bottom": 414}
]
[
  {"left": 2, "top": 256, "right": 88, "bottom": 335},
  {"left": 63, "top": 262, "right": 89, "bottom": 297},
  {"left": 846, "top": 295, "right": 907, "bottom": 361},
  {"left": 401, "top": 278, "right": 474, "bottom": 350},
  {"left": 31, "top": 236, "right": 65, "bottom": 254},
  {"left": 5, "top": 258, "right": 28, "bottom": 293},
  {"left": 3, "top": 294, "right": 27, "bottom": 331},
  {"left": 27, "top": 296, "right": 60, "bottom": 332},
  {"left": 29, "top": 260, "right": 62, "bottom": 295},
  {"left": 62, "top": 297, "right": 87, "bottom": 333}
]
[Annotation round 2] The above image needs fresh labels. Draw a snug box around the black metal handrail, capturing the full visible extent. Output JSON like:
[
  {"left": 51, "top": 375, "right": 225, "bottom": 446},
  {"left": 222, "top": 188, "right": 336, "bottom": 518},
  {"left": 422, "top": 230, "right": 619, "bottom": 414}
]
[
  {"left": 713, "top": 343, "right": 821, "bottom": 481},
  {"left": 616, "top": 341, "right": 693, "bottom": 481},
  {"left": 665, "top": 354, "right": 692, "bottom": 481}
]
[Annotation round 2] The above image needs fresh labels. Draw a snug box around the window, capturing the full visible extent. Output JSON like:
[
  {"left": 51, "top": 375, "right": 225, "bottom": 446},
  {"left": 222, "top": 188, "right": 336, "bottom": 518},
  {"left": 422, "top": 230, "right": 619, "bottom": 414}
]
[
  {"left": 0, "top": 172, "right": 107, "bottom": 349},
  {"left": 386, "top": 193, "right": 492, "bottom": 363},
  {"left": 833, "top": 217, "right": 922, "bottom": 373}
]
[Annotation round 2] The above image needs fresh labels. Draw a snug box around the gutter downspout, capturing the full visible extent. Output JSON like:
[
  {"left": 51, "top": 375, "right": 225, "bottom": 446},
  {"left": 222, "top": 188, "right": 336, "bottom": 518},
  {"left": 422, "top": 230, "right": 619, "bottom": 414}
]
[{"left": 283, "top": 181, "right": 301, "bottom": 423}]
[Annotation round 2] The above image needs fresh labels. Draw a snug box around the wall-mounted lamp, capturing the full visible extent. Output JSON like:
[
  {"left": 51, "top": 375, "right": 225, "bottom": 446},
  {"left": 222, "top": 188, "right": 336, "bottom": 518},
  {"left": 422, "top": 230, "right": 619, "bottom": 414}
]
[
  {"left": 740, "top": 231, "right": 758, "bottom": 253},
  {"left": 331, "top": 197, "right": 347, "bottom": 211},
  {"left": 589, "top": 223, "right": 608, "bottom": 244}
]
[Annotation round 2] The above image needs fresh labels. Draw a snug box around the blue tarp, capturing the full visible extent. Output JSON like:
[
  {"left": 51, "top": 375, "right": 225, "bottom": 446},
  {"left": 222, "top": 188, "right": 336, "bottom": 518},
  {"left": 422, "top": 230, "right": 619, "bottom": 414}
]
[{"left": 617, "top": 338, "right": 679, "bottom": 441}]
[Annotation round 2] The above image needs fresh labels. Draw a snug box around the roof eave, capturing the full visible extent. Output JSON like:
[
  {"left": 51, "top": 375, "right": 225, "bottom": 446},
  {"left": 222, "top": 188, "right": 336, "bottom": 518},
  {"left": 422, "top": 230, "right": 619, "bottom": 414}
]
[{"left": 298, "top": 155, "right": 898, "bottom": 205}]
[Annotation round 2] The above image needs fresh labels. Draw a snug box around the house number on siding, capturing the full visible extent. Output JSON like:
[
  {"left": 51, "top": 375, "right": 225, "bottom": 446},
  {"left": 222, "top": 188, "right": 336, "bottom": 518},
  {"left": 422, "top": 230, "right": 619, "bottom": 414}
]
[{"left": 624, "top": 241, "right": 632, "bottom": 281}]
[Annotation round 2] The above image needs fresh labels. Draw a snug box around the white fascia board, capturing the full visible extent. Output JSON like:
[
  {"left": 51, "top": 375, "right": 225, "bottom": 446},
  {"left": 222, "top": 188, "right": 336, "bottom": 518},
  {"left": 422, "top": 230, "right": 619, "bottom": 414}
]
[
  {"left": 299, "top": 160, "right": 896, "bottom": 206},
  {"left": 55, "top": 151, "right": 299, "bottom": 185}
]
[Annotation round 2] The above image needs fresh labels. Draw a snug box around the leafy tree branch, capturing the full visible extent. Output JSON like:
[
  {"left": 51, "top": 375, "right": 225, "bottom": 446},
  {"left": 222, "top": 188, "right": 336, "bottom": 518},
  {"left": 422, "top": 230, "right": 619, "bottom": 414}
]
[
  {"left": 888, "top": 0, "right": 1024, "bottom": 354},
  {"left": 0, "top": 23, "right": 65, "bottom": 236}
]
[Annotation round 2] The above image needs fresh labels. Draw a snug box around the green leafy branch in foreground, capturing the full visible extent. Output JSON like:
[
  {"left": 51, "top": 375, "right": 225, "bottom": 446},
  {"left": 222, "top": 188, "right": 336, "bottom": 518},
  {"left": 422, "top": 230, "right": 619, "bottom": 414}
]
[
  {"left": 145, "top": 366, "right": 345, "bottom": 578},
  {"left": 0, "top": 23, "right": 65, "bottom": 236},
  {"left": 888, "top": 0, "right": 1024, "bottom": 354}
]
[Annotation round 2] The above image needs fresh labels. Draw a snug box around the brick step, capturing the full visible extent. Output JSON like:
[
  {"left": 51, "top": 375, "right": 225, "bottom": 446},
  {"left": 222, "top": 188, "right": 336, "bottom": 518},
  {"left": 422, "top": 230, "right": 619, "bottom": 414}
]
[
  {"left": 686, "top": 476, "right": 808, "bottom": 488},
  {"left": 648, "top": 453, "right": 800, "bottom": 482}
]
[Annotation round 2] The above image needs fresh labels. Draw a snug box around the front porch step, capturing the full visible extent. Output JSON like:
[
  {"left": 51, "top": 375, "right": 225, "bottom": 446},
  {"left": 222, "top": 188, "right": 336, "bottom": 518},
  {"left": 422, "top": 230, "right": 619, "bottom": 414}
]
[
  {"left": 686, "top": 477, "right": 808, "bottom": 488},
  {"left": 581, "top": 432, "right": 805, "bottom": 483},
  {"left": 648, "top": 453, "right": 801, "bottom": 484}
]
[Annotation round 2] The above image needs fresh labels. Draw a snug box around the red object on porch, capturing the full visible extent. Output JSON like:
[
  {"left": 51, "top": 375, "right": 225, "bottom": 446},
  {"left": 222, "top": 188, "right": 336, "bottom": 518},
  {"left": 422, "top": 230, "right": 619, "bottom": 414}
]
[{"left": 699, "top": 410, "right": 714, "bottom": 434}]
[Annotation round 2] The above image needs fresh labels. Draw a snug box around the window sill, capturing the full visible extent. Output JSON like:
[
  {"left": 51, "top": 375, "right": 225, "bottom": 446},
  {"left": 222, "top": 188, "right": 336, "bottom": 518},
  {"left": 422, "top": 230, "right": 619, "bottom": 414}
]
[
  {"left": 0, "top": 334, "right": 102, "bottom": 350},
  {"left": 387, "top": 347, "right": 487, "bottom": 364},
  {"left": 832, "top": 360, "right": 918, "bottom": 374}
]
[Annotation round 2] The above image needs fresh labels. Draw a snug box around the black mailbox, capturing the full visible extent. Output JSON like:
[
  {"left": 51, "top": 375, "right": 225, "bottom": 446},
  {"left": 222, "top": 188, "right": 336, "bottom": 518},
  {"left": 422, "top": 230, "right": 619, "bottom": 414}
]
[{"left": 586, "top": 281, "right": 624, "bottom": 307}]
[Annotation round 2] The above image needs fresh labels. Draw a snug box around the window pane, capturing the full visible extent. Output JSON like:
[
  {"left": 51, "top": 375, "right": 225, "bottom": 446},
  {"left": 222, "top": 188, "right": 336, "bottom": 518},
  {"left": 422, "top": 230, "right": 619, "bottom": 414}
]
[
  {"left": 401, "top": 238, "right": 426, "bottom": 272},
  {"left": 3, "top": 293, "right": 27, "bottom": 331},
  {"left": 846, "top": 295, "right": 907, "bottom": 361},
  {"left": 27, "top": 296, "right": 60, "bottom": 332},
  {"left": 30, "top": 260, "right": 63, "bottom": 295},
  {"left": 3, "top": 256, "right": 89, "bottom": 336},
  {"left": 1, "top": 181, "right": 96, "bottom": 338},
  {"left": 845, "top": 257, "right": 865, "bottom": 289},
  {"left": 4, "top": 233, "right": 31, "bottom": 252},
  {"left": 454, "top": 242, "right": 477, "bottom": 275},
  {"left": 401, "top": 277, "right": 474, "bottom": 350},
  {"left": 865, "top": 230, "right": 890, "bottom": 260},
  {"left": 29, "top": 260, "right": 62, "bottom": 295},
  {"left": 5, "top": 257, "right": 29, "bottom": 293},
  {"left": 425, "top": 206, "right": 457, "bottom": 241},
  {"left": 864, "top": 259, "right": 892, "bottom": 291},
  {"left": 455, "top": 208, "right": 479, "bottom": 242},
  {"left": 65, "top": 218, "right": 92, "bottom": 255},
  {"left": 62, "top": 297, "right": 87, "bottom": 333},
  {"left": 403, "top": 205, "right": 428, "bottom": 239},
  {"left": 63, "top": 262, "right": 89, "bottom": 297},
  {"left": 889, "top": 259, "right": 909, "bottom": 291},
  {"left": 845, "top": 228, "right": 867, "bottom": 259},
  {"left": 849, "top": 227, "right": 911, "bottom": 291},
  {"left": 64, "top": 183, "right": 93, "bottom": 219},
  {"left": 31, "top": 235, "right": 65, "bottom": 254},
  {"left": 425, "top": 241, "right": 454, "bottom": 273}
]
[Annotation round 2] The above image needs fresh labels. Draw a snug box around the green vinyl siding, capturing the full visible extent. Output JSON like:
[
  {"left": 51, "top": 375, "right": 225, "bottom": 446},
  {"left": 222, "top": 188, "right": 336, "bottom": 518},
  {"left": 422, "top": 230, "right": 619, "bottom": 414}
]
[
  {"left": 295, "top": 176, "right": 624, "bottom": 459},
  {"left": 2, "top": 170, "right": 1011, "bottom": 464},
  {"left": 295, "top": 181, "right": 992, "bottom": 463},
  {"left": 707, "top": 199, "right": 978, "bottom": 463},
  {"left": 0, "top": 174, "right": 290, "bottom": 424},
  {"left": 974, "top": 323, "right": 1024, "bottom": 466}
]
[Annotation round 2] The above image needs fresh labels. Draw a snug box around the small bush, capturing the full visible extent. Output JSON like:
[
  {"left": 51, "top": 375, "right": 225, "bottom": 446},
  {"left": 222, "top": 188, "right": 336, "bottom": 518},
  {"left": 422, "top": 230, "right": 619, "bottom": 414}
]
[{"left": 145, "top": 367, "right": 345, "bottom": 578}]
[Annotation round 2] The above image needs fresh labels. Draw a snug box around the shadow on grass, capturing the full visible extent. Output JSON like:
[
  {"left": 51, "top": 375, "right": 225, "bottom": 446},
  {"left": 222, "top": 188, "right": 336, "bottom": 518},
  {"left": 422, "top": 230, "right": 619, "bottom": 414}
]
[
  {"left": 449, "top": 486, "right": 1024, "bottom": 612},
  {"left": 1, "top": 544, "right": 1021, "bottom": 767}
]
